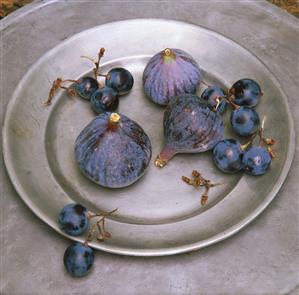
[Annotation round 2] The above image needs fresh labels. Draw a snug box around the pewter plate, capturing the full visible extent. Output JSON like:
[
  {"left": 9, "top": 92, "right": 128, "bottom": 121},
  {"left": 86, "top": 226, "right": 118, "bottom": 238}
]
[{"left": 2, "top": 19, "right": 295, "bottom": 256}]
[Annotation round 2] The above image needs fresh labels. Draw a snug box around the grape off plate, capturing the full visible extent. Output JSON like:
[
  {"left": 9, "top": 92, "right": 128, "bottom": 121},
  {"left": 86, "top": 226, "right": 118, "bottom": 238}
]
[{"left": 2, "top": 19, "right": 295, "bottom": 256}]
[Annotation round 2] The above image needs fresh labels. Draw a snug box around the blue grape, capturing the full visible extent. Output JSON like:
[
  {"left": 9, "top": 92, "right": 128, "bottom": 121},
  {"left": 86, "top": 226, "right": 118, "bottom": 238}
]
[
  {"left": 105, "top": 67, "right": 134, "bottom": 95},
  {"left": 212, "top": 139, "right": 244, "bottom": 173},
  {"left": 58, "top": 203, "right": 89, "bottom": 236},
  {"left": 64, "top": 242, "right": 94, "bottom": 277},
  {"left": 229, "top": 78, "right": 262, "bottom": 107},
  {"left": 230, "top": 107, "right": 260, "bottom": 137},
  {"left": 90, "top": 86, "right": 119, "bottom": 114},
  {"left": 242, "top": 146, "right": 271, "bottom": 175},
  {"left": 201, "top": 85, "right": 227, "bottom": 114},
  {"left": 76, "top": 77, "right": 99, "bottom": 100}
]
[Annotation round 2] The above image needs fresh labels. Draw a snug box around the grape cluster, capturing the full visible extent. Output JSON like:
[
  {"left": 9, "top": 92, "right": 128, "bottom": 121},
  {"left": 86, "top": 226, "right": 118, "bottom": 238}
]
[
  {"left": 201, "top": 79, "right": 275, "bottom": 176},
  {"left": 58, "top": 203, "right": 116, "bottom": 277},
  {"left": 44, "top": 48, "right": 134, "bottom": 114}
]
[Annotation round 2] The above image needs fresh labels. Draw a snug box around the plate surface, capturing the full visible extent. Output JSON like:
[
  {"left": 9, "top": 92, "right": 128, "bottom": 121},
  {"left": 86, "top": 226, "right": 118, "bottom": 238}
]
[{"left": 3, "top": 19, "right": 294, "bottom": 256}]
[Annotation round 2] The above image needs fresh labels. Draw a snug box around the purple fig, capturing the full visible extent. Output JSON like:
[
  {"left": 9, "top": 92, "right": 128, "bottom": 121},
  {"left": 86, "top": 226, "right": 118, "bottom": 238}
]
[
  {"left": 143, "top": 48, "right": 201, "bottom": 106},
  {"left": 155, "top": 94, "right": 224, "bottom": 168},
  {"left": 75, "top": 112, "right": 152, "bottom": 188}
]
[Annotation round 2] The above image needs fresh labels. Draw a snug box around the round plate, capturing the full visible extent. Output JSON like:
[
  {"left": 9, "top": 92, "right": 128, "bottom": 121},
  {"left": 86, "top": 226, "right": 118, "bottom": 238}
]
[{"left": 2, "top": 19, "right": 294, "bottom": 256}]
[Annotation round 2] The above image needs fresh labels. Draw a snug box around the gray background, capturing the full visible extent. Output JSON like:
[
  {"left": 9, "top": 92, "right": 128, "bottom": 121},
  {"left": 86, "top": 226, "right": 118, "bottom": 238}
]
[{"left": 1, "top": 1, "right": 298, "bottom": 294}]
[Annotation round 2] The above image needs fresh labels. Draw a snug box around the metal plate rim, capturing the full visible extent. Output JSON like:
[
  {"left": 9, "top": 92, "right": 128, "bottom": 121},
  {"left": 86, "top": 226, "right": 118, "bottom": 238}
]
[{"left": 2, "top": 18, "right": 296, "bottom": 256}]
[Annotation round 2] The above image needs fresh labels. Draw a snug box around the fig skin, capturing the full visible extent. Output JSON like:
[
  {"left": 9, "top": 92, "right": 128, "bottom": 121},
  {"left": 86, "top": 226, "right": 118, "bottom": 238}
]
[
  {"left": 75, "top": 112, "right": 152, "bottom": 188},
  {"left": 155, "top": 94, "right": 224, "bottom": 168},
  {"left": 143, "top": 48, "right": 201, "bottom": 106}
]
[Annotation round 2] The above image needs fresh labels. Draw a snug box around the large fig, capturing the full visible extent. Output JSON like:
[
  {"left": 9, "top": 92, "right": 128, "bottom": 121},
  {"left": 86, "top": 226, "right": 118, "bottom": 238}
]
[
  {"left": 155, "top": 94, "right": 224, "bottom": 167},
  {"left": 143, "top": 48, "right": 201, "bottom": 106},
  {"left": 75, "top": 112, "right": 152, "bottom": 188}
]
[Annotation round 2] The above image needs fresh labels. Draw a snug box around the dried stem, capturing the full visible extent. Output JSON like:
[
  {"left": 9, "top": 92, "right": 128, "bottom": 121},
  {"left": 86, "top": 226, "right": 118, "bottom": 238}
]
[
  {"left": 182, "top": 170, "right": 223, "bottom": 205},
  {"left": 83, "top": 223, "right": 98, "bottom": 247},
  {"left": 239, "top": 117, "right": 276, "bottom": 159},
  {"left": 87, "top": 208, "right": 118, "bottom": 219},
  {"left": 81, "top": 47, "right": 105, "bottom": 80},
  {"left": 214, "top": 97, "right": 221, "bottom": 111},
  {"left": 225, "top": 94, "right": 240, "bottom": 110},
  {"left": 201, "top": 80, "right": 211, "bottom": 87},
  {"left": 43, "top": 78, "right": 78, "bottom": 106},
  {"left": 83, "top": 208, "right": 117, "bottom": 246}
]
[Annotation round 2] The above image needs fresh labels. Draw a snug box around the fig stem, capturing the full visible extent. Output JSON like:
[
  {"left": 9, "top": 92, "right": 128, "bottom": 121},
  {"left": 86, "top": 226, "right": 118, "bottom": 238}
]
[
  {"left": 162, "top": 48, "right": 176, "bottom": 62},
  {"left": 163, "top": 48, "right": 173, "bottom": 56},
  {"left": 154, "top": 157, "right": 167, "bottom": 168},
  {"left": 109, "top": 113, "right": 121, "bottom": 124},
  {"left": 154, "top": 146, "right": 176, "bottom": 168}
]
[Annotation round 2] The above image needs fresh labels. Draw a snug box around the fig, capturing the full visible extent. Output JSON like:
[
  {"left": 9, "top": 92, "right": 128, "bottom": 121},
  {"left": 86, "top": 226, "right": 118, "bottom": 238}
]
[
  {"left": 75, "top": 112, "right": 152, "bottom": 188},
  {"left": 143, "top": 48, "right": 201, "bottom": 106},
  {"left": 155, "top": 94, "right": 224, "bottom": 167}
]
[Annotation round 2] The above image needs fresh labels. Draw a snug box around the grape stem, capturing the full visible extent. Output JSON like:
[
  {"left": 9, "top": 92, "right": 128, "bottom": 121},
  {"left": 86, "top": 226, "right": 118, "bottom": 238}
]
[
  {"left": 43, "top": 78, "right": 78, "bottom": 106},
  {"left": 213, "top": 96, "right": 226, "bottom": 112},
  {"left": 200, "top": 81, "right": 236, "bottom": 112},
  {"left": 182, "top": 170, "right": 223, "bottom": 205},
  {"left": 225, "top": 89, "right": 240, "bottom": 110},
  {"left": 86, "top": 208, "right": 118, "bottom": 219},
  {"left": 240, "top": 118, "right": 276, "bottom": 158},
  {"left": 83, "top": 208, "right": 117, "bottom": 246},
  {"left": 81, "top": 47, "right": 105, "bottom": 80},
  {"left": 44, "top": 48, "right": 106, "bottom": 106},
  {"left": 201, "top": 80, "right": 211, "bottom": 87}
]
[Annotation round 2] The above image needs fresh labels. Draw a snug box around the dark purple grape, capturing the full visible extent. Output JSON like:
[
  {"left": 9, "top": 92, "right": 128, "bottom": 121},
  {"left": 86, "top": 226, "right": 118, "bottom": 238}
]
[
  {"left": 201, "top": 85, "right": 227, "bottom": 114},
  {"left": 229, "top": 78, "right": 262, "bottom": 107},
  {"left": 105, "top": 67, "right": 134, "bottom": 95},
  {"left": 242, "top": 146, "right": 271, "bottom": 175},
  {"left": 155, "top": 94, "right": 224, "bottom": 167},
  {"left": 230, "top": 107, "right": 260, "bottom": 137},
  {"left": 213, "top": 139, "right": 244, "bottom": 173},
  {"left": 90, "top": 86, "right": 119, "bottom": 114},
  {"left": 76, "top": 77, "right": 98, "bottom": 100},
  {"left": 58, "top": 203, "right": 89, "bottom": 236},
  {"left": 75, "top": 112, "right": 152, "bottom": 188},
  {"left": 64, "top": 242, "right": 94, "bottom": 277},
  {"left": 143, "top": 48, "right": 201, "bottom": 106}
]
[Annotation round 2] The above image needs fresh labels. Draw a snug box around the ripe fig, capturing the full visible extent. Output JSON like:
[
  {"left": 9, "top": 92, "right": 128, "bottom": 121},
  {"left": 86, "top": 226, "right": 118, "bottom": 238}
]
[
  {"left": 155, "top": 94, "right": 224, "bottom": 167},
  {"left": 75, "top": 112, "right": 152, "bottom": 188},
  {"left": 143, "top": 48, "right": 201, "bottom": 106}
]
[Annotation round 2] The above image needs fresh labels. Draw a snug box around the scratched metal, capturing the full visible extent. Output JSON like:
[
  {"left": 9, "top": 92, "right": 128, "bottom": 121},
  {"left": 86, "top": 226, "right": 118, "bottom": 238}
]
[{"left": 2, "top": 19, "right": 295, "bottom": 256}]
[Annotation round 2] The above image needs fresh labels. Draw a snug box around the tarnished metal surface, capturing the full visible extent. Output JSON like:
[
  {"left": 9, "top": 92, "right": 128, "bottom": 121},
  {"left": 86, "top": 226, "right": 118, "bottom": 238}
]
[
  {"left": 3, "top": 19, "right": 295, "bottom": 256},
  {"left": 1, "top": 1, "right": 298, "bottom": 294}
]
